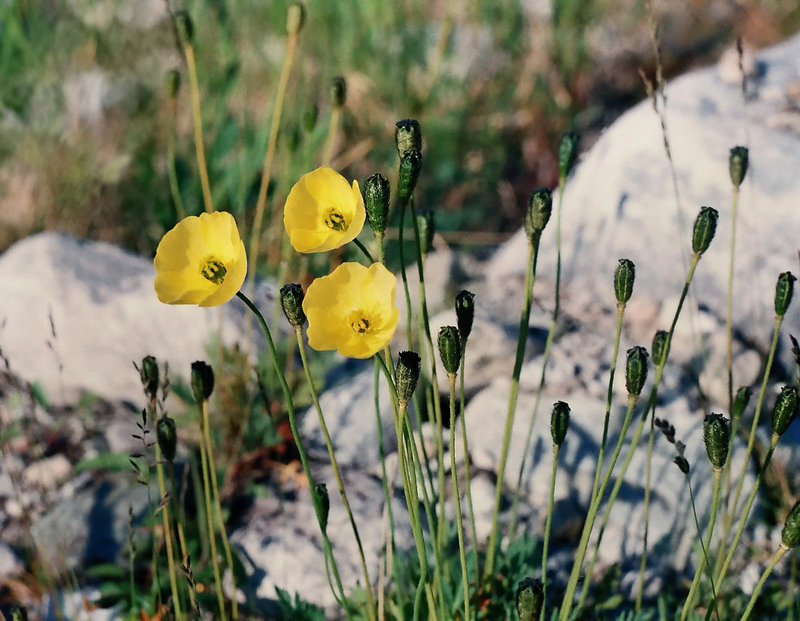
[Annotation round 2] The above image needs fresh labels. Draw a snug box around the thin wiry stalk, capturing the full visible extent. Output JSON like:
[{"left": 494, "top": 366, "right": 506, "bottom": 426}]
[
  {"left": 459, "top": 347, "right": 480, "bottom": 572},
  {"left": 449, "top": 373, "right": 471, "bottom": 621},
  {"left": 542, "top": 443, "right": 560, "bottom": 617},
  {"left": 182, "top": 43, "right": 214, "bottom": 214},
  {"left": 740, "top": 546, "right": 788, "bottom": 621},
  {"left": 685, "top": 474, "right": 719, "bottom": 621}
]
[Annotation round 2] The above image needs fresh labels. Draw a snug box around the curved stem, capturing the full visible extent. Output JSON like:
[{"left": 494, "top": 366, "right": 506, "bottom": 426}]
[
  {"left": 183, "top": 44, "right": 214, "bottom": 214},
  {"left": 542, "top": 443, "right": 560, "bottom": 619},
  {"left": 353, "top": 238, "right": 375, "bottom": 263},
  {"left": 449, "top": 373, "right": 471, "bottom": 621},
  {"left": 740, "top": 546, "right": 788, "bottom": 621}
]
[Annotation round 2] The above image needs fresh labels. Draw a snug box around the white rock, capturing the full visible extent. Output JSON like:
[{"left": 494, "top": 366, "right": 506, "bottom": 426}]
[
  {"left": 23, "top": 454, "right": 72, "bottom": 491},
  {"left": 0, "top": 542, "right": 24, "bottom": 577}
]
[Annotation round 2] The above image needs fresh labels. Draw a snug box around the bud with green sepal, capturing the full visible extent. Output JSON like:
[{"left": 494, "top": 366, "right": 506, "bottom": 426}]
[
  {"left": 364, "top": 173, "right": 390, "bottom": 235},
  {"left": 774, "top": 271, "right": 797, "bottom": 317},
  {"left": 691, "top": 206, "right": 719, "bottom": 256},
  {"left": 551, "top": 401, "right": 571, "bottom": 447},
  {"left": 516, "top": 577, "right": 544, "bottom": 621},
  {"left": 165, "top": 70, "right": 181, "bottom": 99},
  {"left": 525, "top": 188, "right": 553, "bottom": 241},
  {"left": 783, "top": 499, "right": 800, "bottom": 548},
  {"left": 157, "top": 415, "right": 178, "bottom": 462},
  {"left": 772, "top": 386, "right": 799, "bottom": 438},
  {"left": 140, "top": 356, "right": 160, "bottom": 400},
  {"left": 438, "top": 326, "right": 461, "bottom": 376},
  {"left": 191, "top": 361, "right": 214, "bottom": 403},
  {"left": 703, "top": 413, "right": 730, "bottom": 471},
  {"left": 331, "top": 76, "right": 346, "bottom": 108},
  {"left": 280, "top": 283, "right": 306, "bottom": 328},
  {"left": 651, "top": 330, "right": 670, "bottom": 368},
  {"left": 614, "top": 258, "right": 635, "bottom": 305},
  {"left": 455, "top": 290, "right": 475, "bottom": 342},
  {"left": 558, "top": 131, "right": 580, "bottom": 180},
  {"left": 734, "top": 386, "right": 752, "bottom": 422},
  {"left": 625, "top": 346, "right": 649, "bottom": 397},
  {"left": 174, "top": 11, "right": 193, "bottom": 45},
  {"left": 396, "top": 351, "right": 421, "bottom": 405},
  {"left": 398, "top": 149, "right": 422, "bottom": 204},
  {"left": 729, "top": 146, "right": 749, "bottom": 188},
  {"left": 416, "top": 209, "right": 434, "bottom": 255},
  {"left": 315, "top": 483, "right": 330, "bottom": 532},
  {"left": 395, "top": 119, "right": 422, "bottom": 157},
  {"left": 286, "top": 2, "right": 305, "bottom": 34}
]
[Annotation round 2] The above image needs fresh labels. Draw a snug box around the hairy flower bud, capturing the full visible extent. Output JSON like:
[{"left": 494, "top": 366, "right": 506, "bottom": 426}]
[
  {"left": 157, "top": 415, "right": 178, "bottom": 462},
  {"left": 614, "top": 258, "right": 635, "bottom": 305},
  {"left": 774, "top": 271, "right": 797, "bottom": 317},
  {"left": 140, "top": 356, "right": 160, "bottom": 399},
  {"left": 703, "top": 413, "right": 730, "bottom": 471},
  {"left": 515, "top": 578, "right": 544, "bottom": 621},
  {"left": 625, "top": 346, "right": 649, "bottom": 397},
  {"left": 191, "top": 361, "right": 214, "bottom": 403},
  {"left": 782, "top": 499, "right": 800, "bottom": 548},
  {"left": 455, "top": 290, "right": 475, "bottom": 342},
  {"left": 396, "top": 351, "right": 421, "bottom": 405},
  {"left": 438, "top": 326, "right": 461, "bottom": 375},
  {"left": 772, "top": 386, "right": 799, "bottom": 437},
  {"left": 558, "top": 131, "right": 580, "bottom": 180},
  {"left": 691, "top": 206, "right": 719, "bottom": 256},
  {"left": 416, "top": 210, "right": 434, "bottom": 255},
  {"left": 165, "top": 70, "right": 181, "bottom": 99},
  {"left": 524, "top": 188, "right": 553, "bottom": 240},
  {"left": 364, "top": 173, "right": 390, "bottom": 235},
  {"left": 550, "top": 401, "right": 571, "bottom": 447},
  {"left": 280, "top": 283, "right": 306, "bottom": 328},
  {"left": 174, "top": 11, "right": 193, "bottom": 45},
  {"left": 395, "top": 119, "right": 422, "bottom": 157},
  {"left": 398, "top": 149, "right": 422, "bottom": 203},
  {"left": 286, "top": 2, "right": 306, "bottom": 34},
  {"left": 733, "top": 386, "right": 751, "bottom": 422},
  {"left": 315, "top": 483, "right": 330, "bottom": 532},
  {"left": 331, "top": 76, "right": 346, "bottom": 108},
  {"left": 651, "top": 330, "right": 670, "bottom": 368},
  {"left": 729, "top": 146, "right": 749, "bottom": 188}
]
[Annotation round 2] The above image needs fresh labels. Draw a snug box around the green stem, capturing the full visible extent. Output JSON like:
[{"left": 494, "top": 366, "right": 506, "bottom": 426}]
[
  {"left": 483, "top": 237, "right": 540, "bottom": 581},
  {"left": 460, "top": 347, "right": 480, "bottom": 573},
  {"left": 635, "top": 402, "right": 656, "bottom": 612},
  {"left": 724, "top": 185, "right": 740, "bottom": 508},
  {"left": 321, "top": 105, "right": 342, "bottom": 167},
  {"left": 154, "top": 441, "right": 183, "bottom": 619},
  {"left": 183, "top": 43, "right": 214, "bottom": 214},
  {"left": 542, "top": 443, "right": 560, "bottom": 619},
  {"left": 686, "top": 475, "right": 719, "bottom": 621},
  {"left": 740, "top": 546, "right": 788, "bottom": 621},
  {"left": 353, "top": 237, "right": 375, "bottom": 263},
  {"left": 166, "top": 99, "right": 186, "bottom": 221},
  {"left": 169, "top": 461, "right": 199, "bottom": 615},
  {"left": 449, "top": 373, "right": 471, "bottom": 621}
]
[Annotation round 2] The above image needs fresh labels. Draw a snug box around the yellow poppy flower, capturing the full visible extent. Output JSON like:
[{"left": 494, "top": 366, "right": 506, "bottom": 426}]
[
  {"left": 154, "top": 211, "right": 247, "bottom": 307},
  {"left": 304, "top": 262, "right": 399, "bottom": 358},
  {"left": 284, "top": 167, "right": 366, "bottom": 253}
]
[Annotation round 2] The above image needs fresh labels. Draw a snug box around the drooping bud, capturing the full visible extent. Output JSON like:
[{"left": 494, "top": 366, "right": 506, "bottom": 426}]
[
  {"left": 280, "top": 283, "right": 307, "bottom": 328},
  {"left": 174, "top": 11, "right": 193, "bottom": 45},
  {"left": 772, "top": 386, "right": 799, "bottom": 437},
  {"left": 550, "top": 401, "right": 571, "bottom": 447},
  {"left": 515, "top": 577, "right": 544, "bottom": 621},
  {"left": 364, "top": 173, "right": 390, "bottom": 235},
  {"left": 416, "top": 210, "right": 435, "bottom": 255},
  {"left": 729, "top": 146, "right": 749, "bottom": 188},
  {"left": 614, "top": 259, "right": 636, "bottom": 305},
  {"left": 558, "top": 131, "right": 580, "bottom": 180},
  {"left": 651, "top": 330, "right": 670, "bottom": 368},
  {"left": 691, "top": 206, "right": 719, "bottom": 256},
  {"left": 165, "top": 70, "right": 181, "bottom": 99},
  {"left": 625, "top": 346, "right": 649, "bottom": 397},
  {"left": 774, "top": 271, "right": 797, "bottom": 317},
  {"left": 782, "top": 499, "right": 800, "bottom": 548},
  {"left": 140, "top": 356, "right": 160, "bottom": 400},
  {"left": 396, "top": 351, "right": 421, "bottom": 405},
  {"left": 437, "top": 326, "right": 461, "bottom": 375},
  {"left": 397, "top": 149, "right": 422, "bottom": 203},
  {"left": 331, "top": 76, "right": 346, "bottom": 108},
  {"left": 191, "top": 361, "right": 214, "bottom": 403},
  {"left": 286, "top": 2, "right": 306, "bottom": 35},
  {"left": 733, "top": 386, "right": 751, "bottom": 422},
  {"left": 157, "top": 415, "right": 178, "bottom": 462},
  {"left": 455, "top": 290, "right": 475, "bottom": 342},
  {"left": 395, "top": 119, "right": 422, "bottom": 157},
  {"left": 315, "top": 483, "right": 330, "bottom": 532},
  {"left": 524, "top": 188, "right": 553, "bottom": 240},
  {"left": 303, "top": 104, "right": 318, "bottom": 133},
  {"left": 703, "top": 413, "right": 730, "bottom": 471}
]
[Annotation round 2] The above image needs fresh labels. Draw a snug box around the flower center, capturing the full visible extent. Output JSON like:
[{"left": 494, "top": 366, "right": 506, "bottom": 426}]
[
  {"left": 324, "top": 208, "right": 348, "bottom": 232},
  {"left": 349, "top": 312, "right": 372, "bottom": 334},
  {"left": 201, "top": 257, "right": 227, "bottom": 284}
]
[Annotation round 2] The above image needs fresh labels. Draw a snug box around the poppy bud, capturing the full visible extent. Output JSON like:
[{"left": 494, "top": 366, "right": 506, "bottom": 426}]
[
  {"left": 174, "top": 11, "right": 193, "bottom": 45},
  {"left": 364, "top": 173, "right": 390, "bottom": 235},
  {"left": 614, "top": 259, "right": 635, "bottom": 305},
  {"left": 315, "top": 483, "right": 330, "bottom": 532},
  {"left": 558, "top": 131, "right": 580, "bottom": 180},
  {"left": 157, "top": 415, "right": 178, "bottom": 462},
  {"left": 550, "top": 401, "right": 571, "bottom": 447},
  {"left": 625, "top": 346, "right": 649, "bottom": 397},
  {"left": 438, "top": 326, "right": 461, "bottom": 376},
  {"left": 691, "top": 206, "right": 719, "bottom": 256},
  {"left": 774, "top": 272, "right": 797, "bottom": 317},
  {"left": 165, "top": 70, "right": 181, "bottom": 99},
  {"left": 733, "top": 386, "right": 751, "bottom": 422},
  {"left": 515, "top": 577, "right": 544, "bottom": 621},
  {"left": 280, "top": 283, "right": 307, "bottom": 328},
  {"left": 772, "top": 386, "right": 799, "bottom": 437},
  {"left": 398, "top": 149, "right": 422, "bottom": 203},
  {"left": 524, "top": 188, "right": 553, "bottom": 240},
  {"left": 703, "top": 413, "right": 730, "bottom": 471},
  {"left": 455, "top": 290, "right": 475, "bottom": 342},
  {"left": 191, "top": 361, "right": 214, "bottom": 403},
  {"left": 396, "top": 351, "right": 421, "bottom": 405},
  {"left": 651, "top": 330, "right": 670, "bottom": 368},
  {"left": 782, "top": 499, "right": 800, "bottom": 548},
  {"left": 331, "top": 76, "right": 346, "bottom": 108},
  {"left": 416, "top": 210, "right": 434, "bottom": 255},
  {"left": 140, "top": 356, "right": 160, "bottom": 400},
  {"left": 729, "top": 146, "right": 749, "bottom": 188},
  {"left": 395, "top": 119, "right": 422, "bottom": 157},
  {"left": 286, "top": 2, "right": 306, "bottom": 35}
]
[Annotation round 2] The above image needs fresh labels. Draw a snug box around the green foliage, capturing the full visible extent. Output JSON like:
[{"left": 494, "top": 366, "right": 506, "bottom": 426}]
[{"left": 276, "top": 587, "right": 326, "bottom": 620}]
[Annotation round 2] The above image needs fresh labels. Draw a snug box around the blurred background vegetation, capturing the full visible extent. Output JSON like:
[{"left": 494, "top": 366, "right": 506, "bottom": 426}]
[{"left": 1, "top": 0, "right": 799, "bottom": 260}]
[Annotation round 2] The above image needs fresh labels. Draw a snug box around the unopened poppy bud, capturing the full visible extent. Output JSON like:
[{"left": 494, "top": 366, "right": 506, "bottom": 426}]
[
  {"left": 303, "top": 104, "right": 318, "bottom": 133},
  {"left": 140, "top": 356, "right": 160, "bottom": 399},
  {"left": 280, "top": 283, "right": 306, "bottom": 328},
  {"left": 438, "top": 326, "right": 461, "bottom": 375},
  {"left": 286, "top": 2, "right": 305, "bottom": 35},
  {"left": 651, "top": 330, "right": 670, "bottom": 368},
  {"left": 774, "top": 271, "right": 797, "bottom": 317},
  {"left": 614, "top": 258, "right": 635, "bottom": 305},
  {"left": 331, "top": 76, "right": 346, "bottom": 108},
  {"left": 165, "top": 70, "right": 181, "bottom": 99},
  {"left": 398, "top": 149, "right": 422, "bottom": 203},
  {"left": 416, "top": 210, "right": 434, "bottom": 255},
  {"left": 772, "top": 386, "right": 799, "bottom": 437},
  {"left": 174, "top": 11, "right": 193, "bottom": 45},
  {"left": 550, "top": 401, "right": 571, "bottom": 447},
  {"left": 782, "top": 499, "right": 800, "bottom": 548},
  {"left": 515, "top": 577, "right": 544, "bottom": 621},
  {"left": 558, "top": 131, "right": 580, "bottom": 180},
  {"left": 364, "top": 173, "right": 390, "bottom": 235},
  {"left": 729, "top": 146, "right": 749, "bottom": 188},
  {"left": 191, "top": 361, "right": 214, "bottom": 402},
  {"left": 625, "top": 346, "right": 649, "bottom": 396},
  {"left": 733, "top": 386, "right": 751, "bottom": 421},
  {"left": 396, "top": 351, "right": 421, "bottom": 404},
  {"left": 674, "top": 455, "right": 690, "bottom": 475},
  {"left": 703, "top": 413, "right": 730, "bottom": 471},
  {"left": 524, "top": 188, "right": 553, "bottom": 240},
  {"left": 157, "top": 415, "right": 178, "bottom": 462},
  {"left": 315, "top": 483, "right": 330, "bottom": 531},
  {"left": 691, "top": 206, "right": 719, "bottom": 256},
  {"left": 395, "top": 119, "right": 422, "bottom": 157},
  {"left": 455, "top": 290, "right": 475, "bottom": 342}
]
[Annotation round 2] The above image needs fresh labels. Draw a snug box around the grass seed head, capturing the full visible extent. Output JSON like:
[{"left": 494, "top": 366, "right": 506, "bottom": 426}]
[
  {"left": 703, "top": 413, "right": 730, "bottom": 471},
  {"left": 395, "top": 119, "right": 422, "bottom": 157},
  {"left": 782, "top": 499, "right": 800, "bottom": 548},
  {"left": 396, "top": 351, "right": 422, "bottom": 404},
  {"left": 398, "top": 149, "right": 422, "bottom": 202},
  {"left": 558, "top": 131, "right": 580, "bottom": 180},
  {"left": 157, "top": 415, "right": 178, "bottom": 462},
  {"left": 772, "top": 385, "right": 799, "bottom": 437},
  {"left": 455, "top": 290, "right": 476, "bottom": 342},
  {"left": 191, "top": 361, "right": 215, "bottom": 403},
  {"left": 287, "top": 2, "right": 306, "bottom": 35},
  {"left": 733, "top": 385, "right": 752, "bottom": 422},
  {"left": 515, "top": 577, "right": 544, "bottom": 621},
  {"left": 651, "top": 330, "right": 670, "bottom": 368},
  {"left": 331, "top": 76, "right": 347, "bottom": 108},
  {"left": 140, "top": 355, "right": 160, "bottom": 400},
  {"left": 525, "top": 188, "right": 553, "bottom": 240},
  {"left": 416, "top": 209, "right": 435, "bottom": 255}
]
